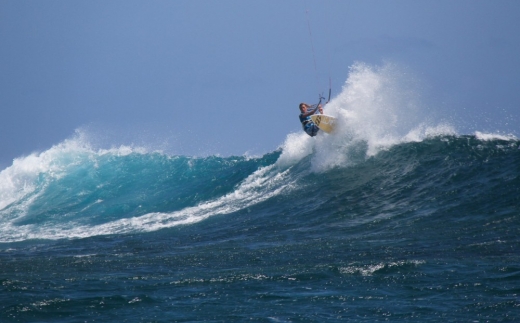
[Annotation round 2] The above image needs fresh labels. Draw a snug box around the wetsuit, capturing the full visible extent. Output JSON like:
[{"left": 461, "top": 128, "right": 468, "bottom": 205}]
[{"left": 299, "top": 113, "right": 320, "bottom": 137}]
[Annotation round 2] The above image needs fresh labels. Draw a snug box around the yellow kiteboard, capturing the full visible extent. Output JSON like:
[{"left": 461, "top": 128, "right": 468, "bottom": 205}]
[{"left": 310, "top": 114, "right": 336, "bottom": 133}]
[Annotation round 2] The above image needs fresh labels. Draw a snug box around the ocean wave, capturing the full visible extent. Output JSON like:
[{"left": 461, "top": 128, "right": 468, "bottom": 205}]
[{"left": 1, "top": 62, "right": 519, "bottom": 242}]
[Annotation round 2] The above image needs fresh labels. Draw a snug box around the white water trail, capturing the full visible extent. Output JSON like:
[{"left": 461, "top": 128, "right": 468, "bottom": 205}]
[{"left": 0, "top": 162, "right": 294, "bottom": 242}]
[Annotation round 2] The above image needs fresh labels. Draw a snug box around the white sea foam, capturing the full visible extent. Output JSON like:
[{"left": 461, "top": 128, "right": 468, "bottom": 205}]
[
  {"left": 403, "top": 123, "right": 457, "bottom": 142},
  {"left": 278, "top": 62, "right": 458, "bottom": 172},
  {"left": 275, "top": 133, "right": 314, "bottom": 169},
  {"left": 475, "top": 131, "right": 518, "bottom": 141},
  {"left": 339, "top": 260, "right": 425, "bottom": 276},
  {"left": 0, "top": 129, "right": 149, "bottom": 212}
]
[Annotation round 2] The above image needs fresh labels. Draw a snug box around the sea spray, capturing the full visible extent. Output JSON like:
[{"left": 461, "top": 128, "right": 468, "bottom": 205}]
[
  {"left": 295, "top": 62, "right": 457, "bottom": 171},
  {"left": 275, "top": 62, "right": 456, "bottom": 173}
]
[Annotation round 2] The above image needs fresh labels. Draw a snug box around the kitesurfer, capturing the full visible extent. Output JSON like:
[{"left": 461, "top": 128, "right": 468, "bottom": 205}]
[{"left": 299, "top": 102, "right": 323, "bottom": 137}]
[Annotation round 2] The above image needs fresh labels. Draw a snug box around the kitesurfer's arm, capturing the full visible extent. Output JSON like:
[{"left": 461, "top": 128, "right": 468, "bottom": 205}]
[{"left": 299, "top": 103, "right": 323, "bottom": 117}]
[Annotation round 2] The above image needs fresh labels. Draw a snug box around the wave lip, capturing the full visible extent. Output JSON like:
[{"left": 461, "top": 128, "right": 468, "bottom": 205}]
[{"left": 474, "top": 131, "right": 518, "bottom": 142}]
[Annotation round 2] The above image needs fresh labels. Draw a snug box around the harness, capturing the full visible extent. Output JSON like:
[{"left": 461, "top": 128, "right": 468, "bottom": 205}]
[
  {"left": 301, "top": 118, "right": 312, "bottom": 127},
  {"left": 299, "top": 114, "right": 319, "bottom": 137}
]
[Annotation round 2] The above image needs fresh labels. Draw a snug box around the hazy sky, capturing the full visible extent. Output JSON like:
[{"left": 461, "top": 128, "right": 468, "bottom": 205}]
[{"left": 1, "top": 0, "right": 519, "bottom": 168}]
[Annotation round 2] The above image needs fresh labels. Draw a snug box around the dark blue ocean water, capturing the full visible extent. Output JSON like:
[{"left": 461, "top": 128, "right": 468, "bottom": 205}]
[{"left": 1, "top": 133, "right": 519, "bottom": 322}]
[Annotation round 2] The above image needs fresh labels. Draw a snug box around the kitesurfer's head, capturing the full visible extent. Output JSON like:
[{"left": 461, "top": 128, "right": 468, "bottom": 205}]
[{"left": 299, "top": 103, "right": 308, "bottom": 112}]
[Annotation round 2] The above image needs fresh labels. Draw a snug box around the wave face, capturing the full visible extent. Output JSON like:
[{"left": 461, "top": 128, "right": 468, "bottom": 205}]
[
  {"left": 2, "top": 63, "right": 520, "bottom": 321},
  {"left": 1, "top": 133, "right": 518, "bottom": 244},
  {"left": 0, "top": 138, "right": 284, "bottom": 241}
]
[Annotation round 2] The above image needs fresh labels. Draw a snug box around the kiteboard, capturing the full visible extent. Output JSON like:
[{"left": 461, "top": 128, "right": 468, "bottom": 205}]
[{"left": 310, "top": 114, "right": 336, "bottom": 133}]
